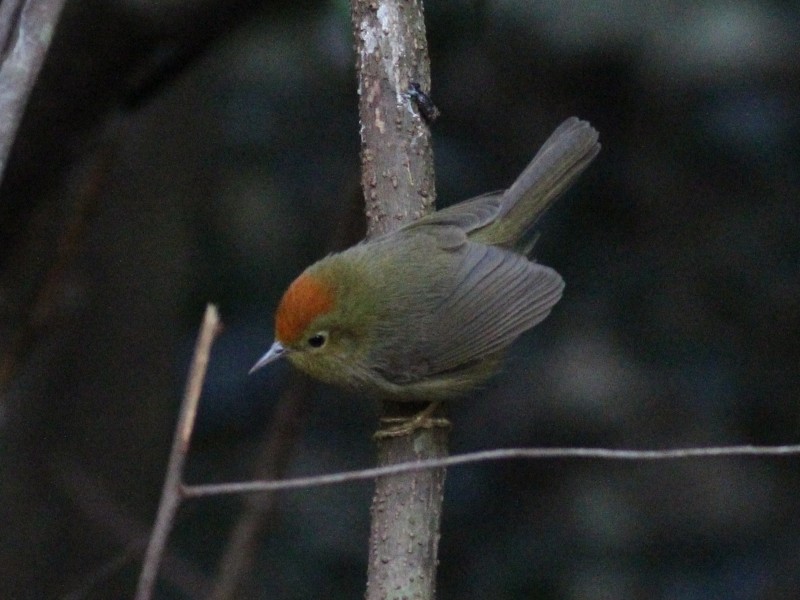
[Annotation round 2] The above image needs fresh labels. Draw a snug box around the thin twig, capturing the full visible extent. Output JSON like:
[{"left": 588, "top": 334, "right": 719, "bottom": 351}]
[
  {"left": 134, "top": 304, "right": 221, "bottom": 600},
  {"left": 182, "top": 443, "right": 800, "bottom": 498}
]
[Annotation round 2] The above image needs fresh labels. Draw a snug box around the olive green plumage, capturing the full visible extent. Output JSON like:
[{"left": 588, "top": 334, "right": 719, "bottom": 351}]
[{"left": 251, "top": 117, "right": 600, "bottom": 401}]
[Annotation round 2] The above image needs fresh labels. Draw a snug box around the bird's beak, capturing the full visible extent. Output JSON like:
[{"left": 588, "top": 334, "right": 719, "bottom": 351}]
[{"left": 249, "top": 341, "right": 287, "bottom": 374}]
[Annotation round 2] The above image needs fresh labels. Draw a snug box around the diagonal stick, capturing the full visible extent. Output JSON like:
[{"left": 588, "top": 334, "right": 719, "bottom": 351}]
[{"left": 134, "top": 304, "right": 221, "bottom": 600}]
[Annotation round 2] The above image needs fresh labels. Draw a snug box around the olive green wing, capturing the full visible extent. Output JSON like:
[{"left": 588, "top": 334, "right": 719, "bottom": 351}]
[
  {"left": 397, "top": 191, "right": 503, "bottom": 234},
  {"left": 422, "top": 241, "right": 563, "bottom": 374}
]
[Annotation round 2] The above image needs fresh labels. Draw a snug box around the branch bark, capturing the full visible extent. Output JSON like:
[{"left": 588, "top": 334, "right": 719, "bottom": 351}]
[
  {"left": 350, "top": 2, "right": 446, "bottom": 599},
  {"left": 352, "top": 0, "right": 436, "bottom": 238}
]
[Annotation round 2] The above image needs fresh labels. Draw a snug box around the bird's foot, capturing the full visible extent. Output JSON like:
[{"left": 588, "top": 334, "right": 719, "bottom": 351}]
[{"left": 374, "top": 401, "right": 451, "bottom": 439}]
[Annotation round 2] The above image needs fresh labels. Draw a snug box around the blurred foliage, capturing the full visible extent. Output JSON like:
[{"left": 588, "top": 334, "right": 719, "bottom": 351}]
[{"left": 1, "top": 1, "right": 799, "bottom": 599}]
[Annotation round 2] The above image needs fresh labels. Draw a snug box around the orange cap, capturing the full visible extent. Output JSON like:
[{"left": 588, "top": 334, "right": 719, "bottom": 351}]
[{"left": 275, "top": 273, "right": 335, "bottom": 344}]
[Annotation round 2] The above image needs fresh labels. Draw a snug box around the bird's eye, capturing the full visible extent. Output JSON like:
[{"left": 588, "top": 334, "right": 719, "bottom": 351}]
[{"left": 307, "top": 332, "right": 327, "bottom": 348}]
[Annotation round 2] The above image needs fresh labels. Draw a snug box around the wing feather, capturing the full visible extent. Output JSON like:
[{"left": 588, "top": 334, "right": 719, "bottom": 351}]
[
  {"left": 422, "top": 241, "right": 564, "bottom": 375},
  {"left": 397, "top": 192, "right": 503, "bottom": 235}
]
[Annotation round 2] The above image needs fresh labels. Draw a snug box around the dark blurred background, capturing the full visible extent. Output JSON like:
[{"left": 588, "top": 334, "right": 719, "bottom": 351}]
[{"left": 1, "top": 1, "right": 799, "bottom": 599}]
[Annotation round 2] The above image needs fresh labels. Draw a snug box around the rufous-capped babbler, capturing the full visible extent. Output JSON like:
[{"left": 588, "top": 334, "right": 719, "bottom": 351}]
[{"left": 250, "top": 118, "right": 600, "bottom": 402}]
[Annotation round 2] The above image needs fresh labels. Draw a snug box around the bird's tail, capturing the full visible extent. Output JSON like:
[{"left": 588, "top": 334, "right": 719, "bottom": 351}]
[{"left": 475, "top": 117, "right": 600, "bottom": 250}]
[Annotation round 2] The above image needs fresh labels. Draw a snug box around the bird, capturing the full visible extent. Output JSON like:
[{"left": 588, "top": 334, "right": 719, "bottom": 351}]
[{"left": 250, "top": 117, "right": 600, "bottom": 403}]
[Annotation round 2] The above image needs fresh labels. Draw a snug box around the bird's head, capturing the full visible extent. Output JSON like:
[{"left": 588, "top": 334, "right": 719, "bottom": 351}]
[{"left": 249, "top": 266, "right": 374, "bottom": 385}]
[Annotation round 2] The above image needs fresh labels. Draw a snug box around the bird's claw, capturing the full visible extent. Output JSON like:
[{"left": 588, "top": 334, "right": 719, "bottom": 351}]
[{"left": 373, "top": 402, "right": 451, "bottom": 439}]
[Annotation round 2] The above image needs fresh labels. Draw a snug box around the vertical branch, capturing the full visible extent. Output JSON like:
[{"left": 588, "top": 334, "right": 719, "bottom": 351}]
[
  {"left": 367, "top": 427, "right": 448, "bottom": 600},
  {"left": 352, "top": 0, "right": 436, "bottom": 237},
  {"left": 350, "top": 2, "right": 447, "bottom": 599}
]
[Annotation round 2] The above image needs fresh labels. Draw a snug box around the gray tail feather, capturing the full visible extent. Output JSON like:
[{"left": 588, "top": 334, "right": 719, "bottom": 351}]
[{"left": 491, "top": 117, "right": 600, "bottom": 248}]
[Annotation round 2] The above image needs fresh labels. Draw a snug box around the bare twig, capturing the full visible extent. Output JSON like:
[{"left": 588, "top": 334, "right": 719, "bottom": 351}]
[
  {"left": 134, "top": 304, "right": 221, "bottom": 600},
  {"left": 182, "top": 443, "right": 800, "bottom": 497}
]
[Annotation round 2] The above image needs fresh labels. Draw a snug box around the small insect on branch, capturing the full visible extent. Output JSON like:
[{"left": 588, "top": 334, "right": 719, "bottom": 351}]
[{"left": 408, "top": 82, "right": 441, "bottom": 124}]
